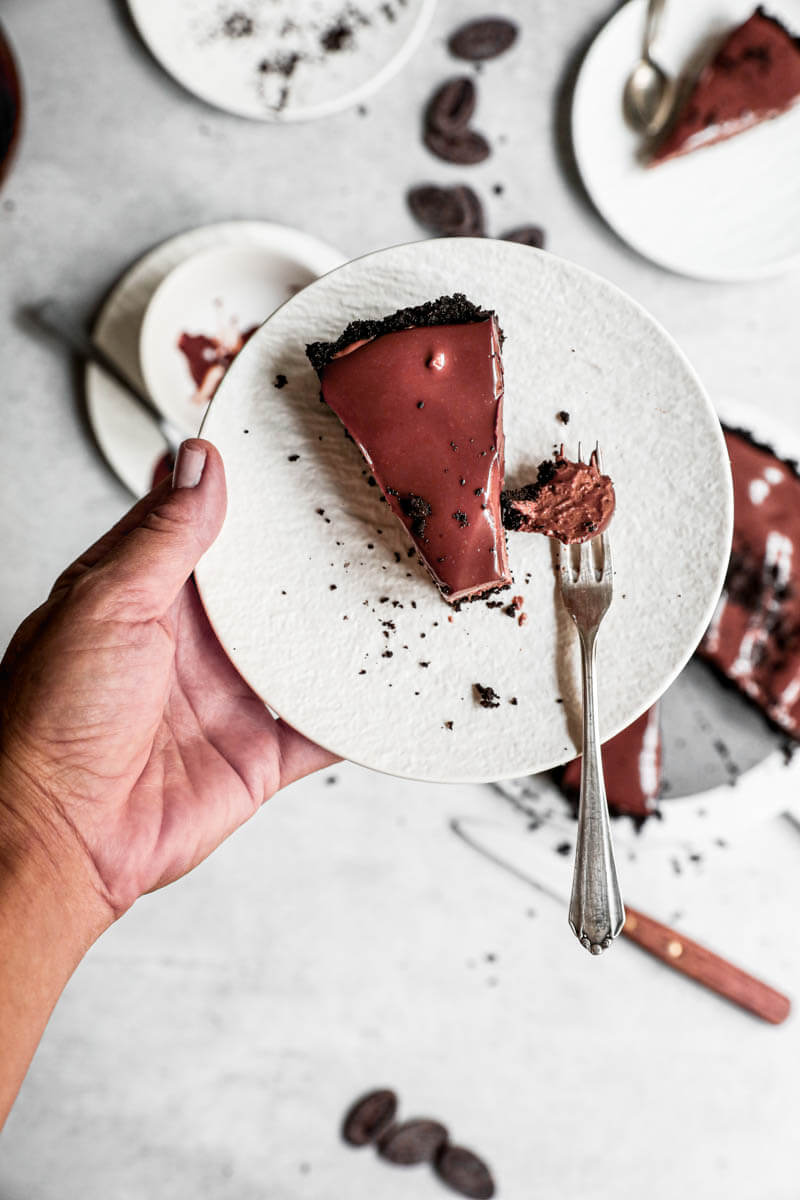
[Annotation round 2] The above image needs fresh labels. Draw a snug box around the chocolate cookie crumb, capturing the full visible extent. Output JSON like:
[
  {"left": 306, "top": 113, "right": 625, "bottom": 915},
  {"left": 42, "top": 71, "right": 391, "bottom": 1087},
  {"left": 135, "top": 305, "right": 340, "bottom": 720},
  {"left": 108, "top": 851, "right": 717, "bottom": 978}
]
[
  {"left": 274, "top": 374, "right": 288, "bottom": 388},
  {"left": 474, "top": 683, "right": 501, "bottom": 708},
  {"left": 223, "top": 13, "right": 254, "bottom": 38},
  {"left": 557, "top": 410, "right": 570, "bottom": 424}
]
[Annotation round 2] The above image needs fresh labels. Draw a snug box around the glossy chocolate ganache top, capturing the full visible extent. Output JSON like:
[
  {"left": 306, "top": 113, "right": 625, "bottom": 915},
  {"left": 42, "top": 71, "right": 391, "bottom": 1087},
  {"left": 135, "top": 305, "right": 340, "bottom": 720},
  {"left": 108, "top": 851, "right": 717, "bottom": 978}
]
[
  {"left": 700, "top": 429, "right": 800, "bottom": 738},
  {"left": 309, "top": 296, "right": 510, "bottom": 603}
]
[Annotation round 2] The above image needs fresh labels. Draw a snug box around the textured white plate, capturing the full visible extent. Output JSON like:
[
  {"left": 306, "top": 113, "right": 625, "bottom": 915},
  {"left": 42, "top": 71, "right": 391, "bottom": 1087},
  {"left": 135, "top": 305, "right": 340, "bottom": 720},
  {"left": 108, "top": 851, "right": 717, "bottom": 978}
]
[
  {"left": 127, "top": 0, "right": 436, "bottom": 122},
  {"left": 195, "top": 238, "right": 732, "bottom": 783},
  {"left": 572, "top": 0, "right": 800, "bottom": 280},
  {"left": 495, "top": 397, "right": 800, "bottom": 846},
  {"left": 86, "top": 221, "right": 345, "bottom": 495}
]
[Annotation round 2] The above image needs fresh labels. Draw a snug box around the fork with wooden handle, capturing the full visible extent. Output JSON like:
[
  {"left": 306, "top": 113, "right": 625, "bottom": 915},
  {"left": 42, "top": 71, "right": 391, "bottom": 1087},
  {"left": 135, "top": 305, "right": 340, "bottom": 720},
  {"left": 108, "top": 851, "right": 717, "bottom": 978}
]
[{"left": 558, "top": 445, "right": 624, "bottom": 955}]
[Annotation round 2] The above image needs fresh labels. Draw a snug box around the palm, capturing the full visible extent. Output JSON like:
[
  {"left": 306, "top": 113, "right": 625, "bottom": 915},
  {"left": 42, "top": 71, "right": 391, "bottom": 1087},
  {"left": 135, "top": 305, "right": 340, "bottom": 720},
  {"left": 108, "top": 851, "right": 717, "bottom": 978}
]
[
  {"left": 0, "top": 450, "right": 334, "bottom": 918},
  {"left": 93, "top": 583, "right": 290, "bottom": 910}
]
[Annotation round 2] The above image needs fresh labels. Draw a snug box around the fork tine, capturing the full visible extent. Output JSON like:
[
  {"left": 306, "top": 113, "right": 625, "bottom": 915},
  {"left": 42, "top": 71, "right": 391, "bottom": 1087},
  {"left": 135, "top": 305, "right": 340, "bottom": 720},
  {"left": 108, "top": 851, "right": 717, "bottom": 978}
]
[
  {"left": 595, "top": 442, "right": 603, "bottom": 472},
  {"left": 600, "top": 526, "right": 613, "bottom": 578},
  {"left": 578, "top": 539, "right": 593, "bottom": 579},
  {"left": 558, "top": 537, "right": 570, "bottom": 581}
]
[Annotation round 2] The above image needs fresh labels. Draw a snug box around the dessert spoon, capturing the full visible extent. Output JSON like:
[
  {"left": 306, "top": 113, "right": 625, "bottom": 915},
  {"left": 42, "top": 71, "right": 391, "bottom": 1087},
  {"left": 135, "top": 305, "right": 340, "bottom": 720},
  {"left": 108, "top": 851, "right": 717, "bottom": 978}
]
[{"left": 622, "top": 0, "right": 675, "bottom": 138}]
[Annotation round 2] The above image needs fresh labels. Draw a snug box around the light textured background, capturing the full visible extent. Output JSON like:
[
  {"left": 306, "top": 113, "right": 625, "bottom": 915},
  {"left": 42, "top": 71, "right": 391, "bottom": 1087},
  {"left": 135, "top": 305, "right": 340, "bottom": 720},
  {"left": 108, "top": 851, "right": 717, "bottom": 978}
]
[{"left": 1, "top": 1, "right": 800, "bottom": 1197}]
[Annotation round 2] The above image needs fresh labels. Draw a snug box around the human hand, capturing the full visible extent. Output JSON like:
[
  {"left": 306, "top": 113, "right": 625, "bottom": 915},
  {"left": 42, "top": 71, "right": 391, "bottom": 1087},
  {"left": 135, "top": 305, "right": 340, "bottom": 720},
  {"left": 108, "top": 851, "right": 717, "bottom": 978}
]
[{"left": 0, "top": 439, "right": 336, "bottom": 926}]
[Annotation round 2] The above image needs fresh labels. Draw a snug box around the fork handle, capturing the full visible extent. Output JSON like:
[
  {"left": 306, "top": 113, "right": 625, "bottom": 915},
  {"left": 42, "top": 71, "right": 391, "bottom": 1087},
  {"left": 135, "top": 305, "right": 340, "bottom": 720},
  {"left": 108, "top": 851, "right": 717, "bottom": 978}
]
[{"left": 568, "top": 628, "right": 625, "bottom": 954}]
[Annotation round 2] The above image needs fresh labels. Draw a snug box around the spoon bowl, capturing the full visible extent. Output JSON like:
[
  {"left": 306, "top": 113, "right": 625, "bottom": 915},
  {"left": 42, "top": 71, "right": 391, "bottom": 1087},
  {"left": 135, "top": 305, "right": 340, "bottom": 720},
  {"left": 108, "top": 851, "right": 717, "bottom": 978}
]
[{"left": 623, "top": 54, "right": 674, "bottom": 137}]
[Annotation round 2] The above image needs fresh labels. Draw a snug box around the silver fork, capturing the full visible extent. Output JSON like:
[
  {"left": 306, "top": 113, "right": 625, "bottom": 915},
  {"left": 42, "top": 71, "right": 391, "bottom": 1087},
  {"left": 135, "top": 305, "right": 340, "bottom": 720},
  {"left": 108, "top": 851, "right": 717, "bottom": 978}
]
[{"left": 558, "top": 445, "right": 624, "bottom": 955}]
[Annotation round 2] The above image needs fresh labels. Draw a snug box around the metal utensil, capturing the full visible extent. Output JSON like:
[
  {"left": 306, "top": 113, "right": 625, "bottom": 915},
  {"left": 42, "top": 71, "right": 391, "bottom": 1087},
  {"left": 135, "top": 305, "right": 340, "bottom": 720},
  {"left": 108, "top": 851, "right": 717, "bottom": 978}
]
[
  {"left": 622, "top": 0, "right": 674, "bottom": 138},
  {"left": 558, "top": 446, "right": 624, "bottom": 954},
  {"left": 452, "top": 818, "right": 791, "bottom": 1024},
  {"left": 23, "top": 299, "right": 184, "bottom": 454}
]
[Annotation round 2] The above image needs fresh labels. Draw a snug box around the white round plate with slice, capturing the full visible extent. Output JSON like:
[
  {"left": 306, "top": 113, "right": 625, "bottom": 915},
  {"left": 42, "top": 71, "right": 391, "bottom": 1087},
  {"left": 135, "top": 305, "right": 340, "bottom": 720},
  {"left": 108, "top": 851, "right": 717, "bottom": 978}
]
[
  {"left": 572, "top": 0, "right": 800, "bottom": 280},
  {"left": 127, "top": 0, "right": 437, "bottom": 122},
  {"left": 86, "top": 220, "right": 345, "bottom": 496},
  {"left": 195, "top": 238, "right": 732, "bottom": 784}
]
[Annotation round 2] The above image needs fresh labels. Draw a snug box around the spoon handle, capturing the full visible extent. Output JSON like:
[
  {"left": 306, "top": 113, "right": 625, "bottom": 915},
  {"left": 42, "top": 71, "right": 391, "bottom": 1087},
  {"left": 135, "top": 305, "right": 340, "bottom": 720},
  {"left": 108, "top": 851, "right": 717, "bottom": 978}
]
[{"left": 643, "top": 0, "right": 667, "bottom": 56}]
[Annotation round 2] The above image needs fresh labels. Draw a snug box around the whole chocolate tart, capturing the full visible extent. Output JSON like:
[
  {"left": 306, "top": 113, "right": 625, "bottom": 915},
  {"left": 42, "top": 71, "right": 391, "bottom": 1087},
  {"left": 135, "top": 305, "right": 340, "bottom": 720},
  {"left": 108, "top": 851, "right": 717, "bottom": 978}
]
[
  {"left": 699, "top": 428, "right": 800, "bottom": 739},
  {"left": 307, "top": 294, "right": 511, "bottom": 604},
  {"left": 651, "top": 6, "right": 800, "bottom": 164}
]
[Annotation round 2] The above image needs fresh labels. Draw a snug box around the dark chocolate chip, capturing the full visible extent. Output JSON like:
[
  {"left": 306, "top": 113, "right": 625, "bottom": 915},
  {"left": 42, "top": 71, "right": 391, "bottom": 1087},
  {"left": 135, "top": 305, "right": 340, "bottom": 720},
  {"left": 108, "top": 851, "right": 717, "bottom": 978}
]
[
  {"left": 342, "top": 1089, "right": 398, "bottom": 1146},
  {"left": 407, "top": 184, "right": 485, "bottom": 236},
  {"left": 424, "top": 126, "right": 490, "bottom": 165},
  {"left": 408, "top": 184, "right": 467, "bottom": 232},
  {"left": 448, "top": 17, "right": 518, "bottom": 61},
  {"left": 379, "top": 1119, "right": 448, "bottom": 1164},
  {"left": 500, "top": 225, "right": 546, "bottom": 249},
  {"left": 426, "top": 76, "right": 476, "bottom": 135},
  {"left": 274, "top": 373, "right": 288, "bottom": 388},
  {"left": 451, "top": 185, "right": 486, "bottom": 236},
  {"left": 436, "top": 1144, "right": 495, "bottom": 1198}
]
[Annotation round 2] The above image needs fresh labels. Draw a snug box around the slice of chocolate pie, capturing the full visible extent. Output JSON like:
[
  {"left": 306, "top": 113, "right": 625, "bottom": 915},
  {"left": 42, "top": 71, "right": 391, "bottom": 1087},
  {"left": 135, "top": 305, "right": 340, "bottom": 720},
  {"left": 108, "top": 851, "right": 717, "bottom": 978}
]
[
  {"left": 651, "top": 7, "right": 800, "bottom": 165},
  {"left": 307, "top": 295, "right": 511, "bottom": 604}
]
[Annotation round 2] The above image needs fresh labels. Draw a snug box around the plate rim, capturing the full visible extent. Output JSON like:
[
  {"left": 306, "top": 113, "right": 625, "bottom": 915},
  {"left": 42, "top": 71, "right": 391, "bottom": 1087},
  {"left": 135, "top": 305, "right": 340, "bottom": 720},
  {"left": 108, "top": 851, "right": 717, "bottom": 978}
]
[{"left": 125, "top": 0, "right": 438, "bottom": 123}]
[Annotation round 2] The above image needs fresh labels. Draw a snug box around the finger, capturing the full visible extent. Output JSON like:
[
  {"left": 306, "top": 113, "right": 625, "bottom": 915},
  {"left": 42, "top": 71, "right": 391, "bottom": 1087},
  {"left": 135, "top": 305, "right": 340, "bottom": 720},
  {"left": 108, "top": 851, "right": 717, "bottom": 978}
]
[
  {"left": 50, "top": 477, "right": 174, "bottom": 597},
  {"left": 275, "top": 719, "right": 341, "bottom": 789},
  {"left": 89, "top": 439, "right": 227, "bottom": 620}
]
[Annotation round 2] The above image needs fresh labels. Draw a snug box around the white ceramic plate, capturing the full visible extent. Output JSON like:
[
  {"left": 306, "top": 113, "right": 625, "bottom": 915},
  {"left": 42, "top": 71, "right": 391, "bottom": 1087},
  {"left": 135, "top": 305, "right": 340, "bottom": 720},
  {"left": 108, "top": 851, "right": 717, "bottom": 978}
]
[
  {"left": 127, "top": 0, "right": 437, "bottom": 122},
  {"left": 572, "top": 0, "right": 800, "bottom": 280},
  {"left": 195, "top": 238, "right": 732, "bottom": 783},
  {"left": 495, "top": 397, "right": 800, "bottom": 846},
  {"left": 140, "top": 237, "right": 344, "bottom": 437},
  {"left": 86, "top": 221, "right": 346, "bottom": 496}
]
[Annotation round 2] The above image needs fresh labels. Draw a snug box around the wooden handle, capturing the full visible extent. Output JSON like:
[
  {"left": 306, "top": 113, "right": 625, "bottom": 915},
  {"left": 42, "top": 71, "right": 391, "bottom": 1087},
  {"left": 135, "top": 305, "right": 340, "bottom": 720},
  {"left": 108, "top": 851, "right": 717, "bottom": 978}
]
[{"left": 622, "top": 906, "right": 791, "bottom": 1025}]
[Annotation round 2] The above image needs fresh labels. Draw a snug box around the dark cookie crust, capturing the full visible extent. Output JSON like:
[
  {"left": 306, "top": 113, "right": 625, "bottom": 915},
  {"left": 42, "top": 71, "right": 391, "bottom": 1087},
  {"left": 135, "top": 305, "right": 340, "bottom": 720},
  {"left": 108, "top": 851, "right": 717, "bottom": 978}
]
[
  {"left": 306, "top": 293, "right": 498, "bottom": 374},
  {"left": 500, "top": 457, "right": 560, "bottom": 531}
]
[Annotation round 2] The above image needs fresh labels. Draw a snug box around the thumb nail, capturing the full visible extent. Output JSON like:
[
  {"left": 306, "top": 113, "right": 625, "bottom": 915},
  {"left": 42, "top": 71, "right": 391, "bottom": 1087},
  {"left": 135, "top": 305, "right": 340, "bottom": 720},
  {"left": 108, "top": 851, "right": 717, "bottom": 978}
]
[{"left": 173, "top": 441, "right": 207, "bottom": 489}]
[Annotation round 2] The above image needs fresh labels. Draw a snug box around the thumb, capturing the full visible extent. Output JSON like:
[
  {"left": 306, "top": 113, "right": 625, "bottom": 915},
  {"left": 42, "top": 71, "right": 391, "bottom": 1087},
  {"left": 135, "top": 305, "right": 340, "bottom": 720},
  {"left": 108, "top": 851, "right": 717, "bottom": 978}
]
[{"left": 96, "top": 439, "right": 227, "bottom": 619}]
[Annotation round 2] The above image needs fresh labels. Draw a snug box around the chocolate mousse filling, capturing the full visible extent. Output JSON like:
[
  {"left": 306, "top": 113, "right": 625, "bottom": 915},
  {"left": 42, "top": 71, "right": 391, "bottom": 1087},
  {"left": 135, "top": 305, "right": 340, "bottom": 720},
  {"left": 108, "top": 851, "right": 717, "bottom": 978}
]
[
  {"left": 501, "top": 448, "right": 615, "bottom": 544},
  {"left": 307, "top": 294, "right": 511, "bottom": 604}
]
